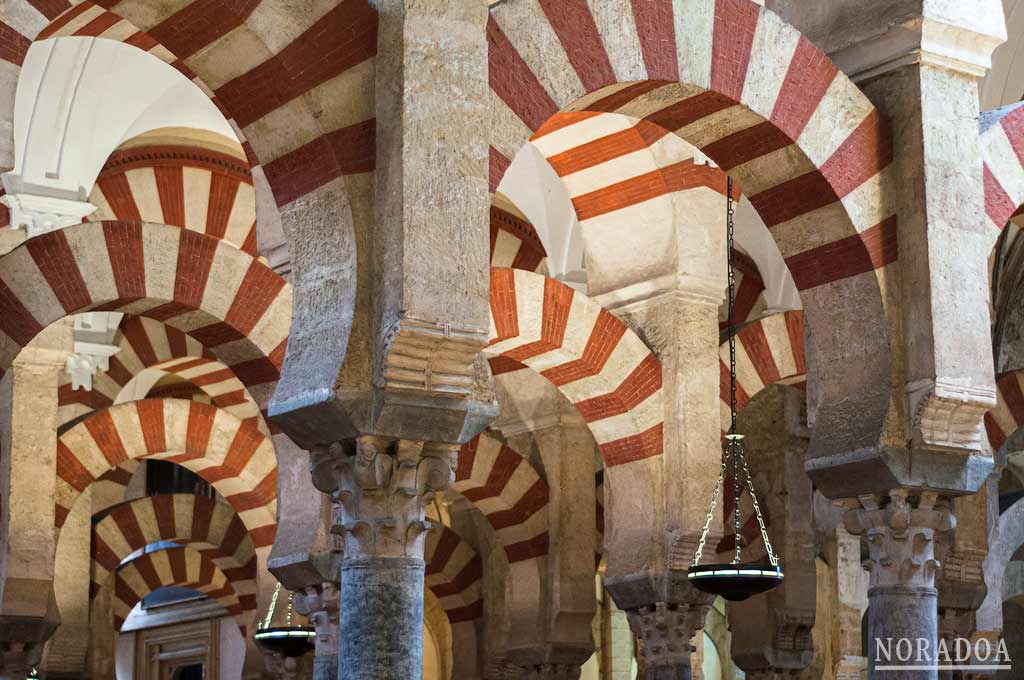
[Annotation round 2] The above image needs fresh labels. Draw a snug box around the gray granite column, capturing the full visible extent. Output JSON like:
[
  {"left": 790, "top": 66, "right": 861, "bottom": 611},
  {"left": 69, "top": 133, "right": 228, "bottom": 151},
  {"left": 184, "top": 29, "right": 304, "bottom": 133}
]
[
  {"left": 844, "top": 490, "right": 955, "bottom": 680},
  {"left": 314, "top": 436, "right": 457, "bottom": 680},
  {"left": 339, "top": 557, "right": 425, "bottom": 679}
]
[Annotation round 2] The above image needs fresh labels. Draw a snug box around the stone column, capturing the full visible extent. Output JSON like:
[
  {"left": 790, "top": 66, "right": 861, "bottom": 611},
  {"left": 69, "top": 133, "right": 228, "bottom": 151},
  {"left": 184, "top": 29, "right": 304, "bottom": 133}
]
[
  {"left": 625, "top": 600, "right": 710, "bottom": 680},
  {"left": 0, "top": 322, "right": 71, "bottom": 680},
  {"left": 828, "top": 525, "right": 869, "bottom": 680},
  {"left": 844, "top": 491, "right": 956, "bottom": 680},
  {"left": 312, "top": 437, "right": 457, "bottom": 680},
  {"left": 294, "top": 582, "right": 340, "bottom": 680}
]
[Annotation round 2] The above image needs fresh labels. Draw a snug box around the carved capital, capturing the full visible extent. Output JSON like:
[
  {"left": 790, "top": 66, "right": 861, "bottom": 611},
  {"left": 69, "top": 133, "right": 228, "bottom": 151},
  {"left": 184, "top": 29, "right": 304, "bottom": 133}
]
[
  {"left": 0, "top": 641, "right": 43, "bottom": 679},
  {"left": 263, "top": 649, "right": 301, "bottom": 680},
  {"left": 293, "top": 581, "right": 340, "bottom": 657},
  {"left": 907, "top": 379, "right": 996, "bottom": 451},
  {"left": 773, "top": 609, "right": 815, "bottom": 652},
  {"left": 316, "top": 436, "right": 457, "bottom": 559},
  {"left": 0, "top": 191, "right": 96, "bottom": 239},
  {"left": 626, "top": 601, "right": 708, "bottom": 669},
  {"left": 842, "top": 490, "right": 956, "bottom": 589}
]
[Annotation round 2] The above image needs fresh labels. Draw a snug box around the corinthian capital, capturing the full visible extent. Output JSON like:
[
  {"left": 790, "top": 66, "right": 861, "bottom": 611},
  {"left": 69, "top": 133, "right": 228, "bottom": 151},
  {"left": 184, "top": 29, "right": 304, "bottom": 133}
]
[
  {"left": 842, "top": 490, "right": 956, "bottom": 589},
  {"left": 626, "top": 601, "right": 709, "bottom": 670},
  {"left": 313, "top": 436, "right": 457, "bottom": 559}
]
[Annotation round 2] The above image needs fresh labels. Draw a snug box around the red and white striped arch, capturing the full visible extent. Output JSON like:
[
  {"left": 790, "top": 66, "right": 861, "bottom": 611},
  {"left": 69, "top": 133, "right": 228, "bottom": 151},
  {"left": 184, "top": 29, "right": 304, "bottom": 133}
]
[
  {"left": 490, "top": 194, "right": 547, "bottom": 273},
  {"left": 59, "top": 318, "right": 266, "bottom": 432},
  {"left": 722, "top": 250, "right": 768, "bottom": 331},
  {"left": 112, "top": 547, "right": 253, "bottom": 633},
  {"left": 0, "top": 222, "right": 289, "bottom": 392},
  {"left": 91, "top": 494, "right": 257, "bottom": 610},
  {"left": 30, "top": 0, "right": 376, "bottom": 208},
  {"left": 487, "top": 268, "right": 663, "bottom": 467},
  {"left": 55, "top": 399, "right": 277, "bottom": 545},
  {"left": 425, "top": 525, "right": 483, "bottom": 624},
  {"left": 983, "top": 104, "right": 1024, "bottom": 242},
  {"left": 488, "top": 0, "right": 896, "bottom": 292},
  {"left": 88, "top": 144, "right": 259, "bottom": 256},
  {"left": 454, "top": 433, "right": 549, "bottom": 564},
  {"left": 985, "top": 370, "right": 1024, "bottom": 452},
  {"left": 719, "top": 310, "right": 807, "bottom": 428}
]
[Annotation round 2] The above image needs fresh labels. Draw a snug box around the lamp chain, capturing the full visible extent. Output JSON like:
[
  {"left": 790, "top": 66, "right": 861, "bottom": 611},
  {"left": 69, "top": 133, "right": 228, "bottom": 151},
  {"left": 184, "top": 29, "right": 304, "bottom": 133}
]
[{"left": 691, "top": 177, "right": 780, "bottom": 569}]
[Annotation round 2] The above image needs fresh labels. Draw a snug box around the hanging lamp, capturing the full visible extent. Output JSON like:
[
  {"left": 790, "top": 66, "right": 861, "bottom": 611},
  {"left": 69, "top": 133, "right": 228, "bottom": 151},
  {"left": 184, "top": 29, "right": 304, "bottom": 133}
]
[
  {"left": 253, "top": 582, "right": 316, "bottom": 657},
  {"left": 686, "top": 177, "right": 784, "bottom": 602}
]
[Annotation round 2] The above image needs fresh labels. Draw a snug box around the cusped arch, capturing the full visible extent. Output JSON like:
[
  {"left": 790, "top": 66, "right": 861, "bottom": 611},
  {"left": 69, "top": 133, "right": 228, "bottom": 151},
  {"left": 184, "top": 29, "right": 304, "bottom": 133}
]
[
  {"left": 91, "top": 494, "right": 257, "bottom": 606},
  {"left": 55, "top": 399, "right": 276, "bottom": 545},
  {"left": 0, "top": 222, "right": 290, "bottom": 393},
  {"left": 112, "top": 546, "right": 252, "bottom": 633},
  {"left": 487, "top": 268, "right": 663, "bottom": 468},
  {"left": 454, "top": 432, "right": 549, "bottom": 564}
]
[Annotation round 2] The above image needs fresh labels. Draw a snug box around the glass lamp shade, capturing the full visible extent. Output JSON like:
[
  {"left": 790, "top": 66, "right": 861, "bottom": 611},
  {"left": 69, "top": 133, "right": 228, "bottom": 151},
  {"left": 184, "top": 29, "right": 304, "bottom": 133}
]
[
  {"left": 686, "top": 563, "right": 784, "bottom": 601},
  {"left": 253, "top": 626, "right": 316, "bottom": 657}
]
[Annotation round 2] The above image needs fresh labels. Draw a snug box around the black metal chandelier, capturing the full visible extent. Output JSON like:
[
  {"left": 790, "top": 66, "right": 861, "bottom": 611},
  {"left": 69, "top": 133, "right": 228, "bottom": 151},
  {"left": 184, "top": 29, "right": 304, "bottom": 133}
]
[
  {"left": 253, "top": 583, "right": 316, "bottom": 657},
  {"left": 686, "top": 177, "right": 784, "bottom": 602}
]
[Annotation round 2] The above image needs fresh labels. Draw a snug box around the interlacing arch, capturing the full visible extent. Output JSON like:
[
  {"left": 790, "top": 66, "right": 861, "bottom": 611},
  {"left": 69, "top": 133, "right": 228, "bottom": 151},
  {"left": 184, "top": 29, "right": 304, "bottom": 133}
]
[
  {"left": 487, "top": 268, "right": 663, "bottom": 468},
  {"left": 55, "top": 399, "right": 277, "bottom": 545},
  {"left": 425, "top": 525, "right": 484, "bottom": 624},
  {"left": 454, "top": 432, "right": 550, "bottom": 564},
  {"left": 112, "top": 546, "right": 252, "bottom": 633},
  {"left": 0, "top": 222, "right": 290, "bottom": 392},
  {"left": 91, "top": 494, "right": 258, "bottom": 610}
]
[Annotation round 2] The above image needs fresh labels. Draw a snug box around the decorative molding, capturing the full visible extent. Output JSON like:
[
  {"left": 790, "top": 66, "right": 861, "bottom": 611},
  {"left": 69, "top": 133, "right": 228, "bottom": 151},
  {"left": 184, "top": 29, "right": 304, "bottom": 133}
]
[
  {"left": 315, "top": 437, "right": 458, "bottom": 559},
  {"left": 100, "top": 145, "right": 252, "bottom": 184},
  {"left": 907, "top": 378, "right": 996, "bottom": 451},
  {"left": 378, "top": 317, "right": 489, "bottom": 397},
  {"left": 0, "top": 190, "right": 96, "bottom": 239},
  {"left": 842, "top": 490, "right": 956, "bottom": 589},
  {"left": 293, "top": 582, "right": 340, "bottom": 657},
  {"left": 65, "top": 312, "right": 124, "bottom": 391}
]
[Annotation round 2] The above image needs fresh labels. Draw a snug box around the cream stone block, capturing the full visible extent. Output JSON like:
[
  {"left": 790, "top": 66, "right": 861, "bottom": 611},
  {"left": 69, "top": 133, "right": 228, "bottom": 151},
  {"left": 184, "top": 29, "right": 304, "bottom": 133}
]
[
  {"left": 302, "top": 60, "right": 375, "bottom": 136},
  {"left": 741, "top": 15, "right": 801, "bottom": 120},
  {"left": 182, "top": 167, "right": 212, "bottom": 232},
  {"left": 188, "top": 27, "right": 272, "bottom": 91},
  {"left": 522, "top": 296, "right": 601, "bottom": 374},
  {"left": 88, "top": 185, "right": 115, "bottom": 221},
  {"left": 731, "top": 143, "right": 814, "bottom": 195},
  {"left": 586, "top": 389, "right": 663, "bottom": 445},
  {"left": 561, "top": 148, "right": 660, "bottom": 197},
  {"left": 199, "top": 240, "right": 250, "bottom": 321},
  {"left": 141, "top": 224, "right": 180, "bottom": 303},
  {"left": 675, "top": 0, "right": 714, "bottom": 90},
  {"left": 246, "top": 285, "right": 291, "bottom": 356},
  {"left": 493, "top": 0, "right": 585, "bottom": 108},
  {"left": 491, "top": 230, "right": 524, "bottom": 268},
  {"left": 761, "top": 313, "right": 800, "bottom": 378},
  {"left": 0, "top": 248, "right": 62, "bottom": 322},
  {"left": 733, "top": 340, "right": 767, "bottom": 396},
  {"left": 532, "top": 112, "right": 630, "bottom": 156},
  {"left": 677, "top": 104, "right": 762, "bottom": 147},
  {"left": 57, "top": 4, "right": 106, "bottom": 36},
  {"left": 557, "top": 331, "right": 652, "bottom": 402},
  {"left": 840, "top": 164, "right": 897, "bottom": 233},
  {"left": 587, "top": 0, "right": 647, "bottom": 83},
  {"left": 224, "top": 183, "right": 256, "bottom": 249},
  {"left": 769, "top": 200, "right": 855, "bottom": 257},
  {"left": 245, "top": 0, "right": 338, "bottom": 54},
  {"left": 96, "top": 20, "right": 140, "bottom": 44},
  {"left": 95, "top": 521, "right": 133, "bottom": 559},
  {"left": 242, "top": 96, "right": 321, "bottom": 166},
  {"left": 491, "top": 96, "right": 535, "bottom": 161},
  {"left": 797, "top": 75, "right": 872, "bottom": 167},
  {"left": 63, "top": 224, "right": 119, "bottom": 304},
  {"left": 488, "top": 272, "right": 547, "bottom": 353}
]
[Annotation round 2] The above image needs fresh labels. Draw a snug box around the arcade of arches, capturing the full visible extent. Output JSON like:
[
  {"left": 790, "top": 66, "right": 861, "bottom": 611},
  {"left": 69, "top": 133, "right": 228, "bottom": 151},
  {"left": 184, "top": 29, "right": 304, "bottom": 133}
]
[{"left": 3, "top": 0, "right": 1024, "bottom": 679}]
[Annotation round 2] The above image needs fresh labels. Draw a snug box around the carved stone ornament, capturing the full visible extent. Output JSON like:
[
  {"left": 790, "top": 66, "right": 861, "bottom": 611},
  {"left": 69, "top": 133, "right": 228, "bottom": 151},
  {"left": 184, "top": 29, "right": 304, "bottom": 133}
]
[
  {"left": 293, "top": 581, "right": 340, "bottom": 656},
  {"left": 842, "top": 490, "right": 956, "bottom": 589},
  {"left": 626, "top": 601, "right": 708, "bottom": 669},
  {"left": 312, "top": 436, "right": 458, "bottom": 559}
]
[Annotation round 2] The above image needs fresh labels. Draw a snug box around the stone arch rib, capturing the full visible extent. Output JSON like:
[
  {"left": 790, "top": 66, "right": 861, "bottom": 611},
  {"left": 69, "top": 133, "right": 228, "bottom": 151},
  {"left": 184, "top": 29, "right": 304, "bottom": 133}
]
[
  {"left": 486, "top": 267, "right": 663, "bottom": 468},
  {"left": 453, "top": 432, "right": 549, "bottom": 564},
  {"left": 112, "top": 547, "right": 252, "bottom": 634},
  {"left": 91, "top": 494, "right": 257, "bottom": 610},
  {"left": 55, "top": 399, "right": 276, "bottom": 545},
  {"left": 0, "top": 222, "right": 290, "bottom": 397},
  {"left": 981, "top": 102, "right": 1024, "bottom": 243},
  {"left": 425, "top": 525, "right": 484, "bottom": 624}
]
